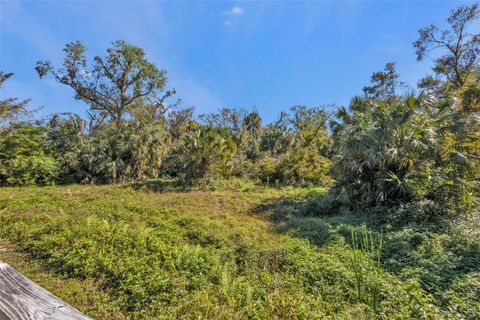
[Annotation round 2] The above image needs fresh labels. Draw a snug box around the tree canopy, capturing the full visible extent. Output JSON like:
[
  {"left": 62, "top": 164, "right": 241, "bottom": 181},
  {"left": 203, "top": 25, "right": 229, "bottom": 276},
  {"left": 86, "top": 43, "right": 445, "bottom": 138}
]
[
  {"left": 0, "top": 3, "right": 477, "bottom": 216},
  {"left": 36, "top": 40, "right": 170, "bottom": 123}
]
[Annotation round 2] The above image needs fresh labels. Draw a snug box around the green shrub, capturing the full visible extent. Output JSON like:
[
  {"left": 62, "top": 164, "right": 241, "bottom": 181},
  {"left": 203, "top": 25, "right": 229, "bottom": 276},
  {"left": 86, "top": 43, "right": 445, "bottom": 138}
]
[
  {"left": 0, "top": 124, "right": 58, "bottom": 186},
  {"left": 178, "top": 126, "right": 237, "bottom": 181},
  {"left": 257, "top": 148, "right": 332, "bottom": 187}
]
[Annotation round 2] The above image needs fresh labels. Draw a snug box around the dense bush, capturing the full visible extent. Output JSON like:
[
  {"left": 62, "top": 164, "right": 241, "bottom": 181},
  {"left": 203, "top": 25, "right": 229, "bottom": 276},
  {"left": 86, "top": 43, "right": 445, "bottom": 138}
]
[
  {"left": 19, "top": 40, "right": 334, "bottom": 186},
  {"left": 0, "top": 124, "right": 58, "bottom": 186},
  {"left": 258, "top": 147, "right": 332, "bottom": 187},
  {"left": 177, "top": 126, "right": 237, "bottom": 181},
  {"left": 323, "top": 4, "right": 480, "bottom": 214},
  {"left": 330, "top": 91, "right": 479, "bottom": 211},
  {"left": 0, "top": 72, "right": 58, "bottom": 186},
  {"left": 48, "top": 116, "right": 167, "bottom": 184}
]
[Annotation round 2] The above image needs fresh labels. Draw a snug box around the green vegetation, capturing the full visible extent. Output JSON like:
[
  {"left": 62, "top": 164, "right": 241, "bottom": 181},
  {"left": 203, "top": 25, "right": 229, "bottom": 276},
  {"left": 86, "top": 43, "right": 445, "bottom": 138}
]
[
  {"left": 0, "top": 124, "right": 58, "bottom": 186},
  {"left": 0, "top": 181, "right": 478, "bottom": 319},
  {"left": 0, "top": 3, "right": 478, "bottom": 320},
  {"left": 0, "top": 183, "right": 451, "bottom": 318}
]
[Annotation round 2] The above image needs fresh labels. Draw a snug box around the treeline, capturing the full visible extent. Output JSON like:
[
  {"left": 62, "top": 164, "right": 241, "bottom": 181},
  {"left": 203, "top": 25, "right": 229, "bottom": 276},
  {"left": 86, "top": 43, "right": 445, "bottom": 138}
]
[
  {"left": 0, "top": 4, "right": 479, "bottom": 213},
  {"left": 1, "top": 39, "right": 333, "bottom": 187}
]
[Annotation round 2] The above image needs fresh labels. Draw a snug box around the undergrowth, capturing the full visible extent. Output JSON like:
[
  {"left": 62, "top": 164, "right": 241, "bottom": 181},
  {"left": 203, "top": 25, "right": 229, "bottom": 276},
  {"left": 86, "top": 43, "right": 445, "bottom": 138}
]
[{"left": 0, "top": 182, "right": 475, "bottom": 319}]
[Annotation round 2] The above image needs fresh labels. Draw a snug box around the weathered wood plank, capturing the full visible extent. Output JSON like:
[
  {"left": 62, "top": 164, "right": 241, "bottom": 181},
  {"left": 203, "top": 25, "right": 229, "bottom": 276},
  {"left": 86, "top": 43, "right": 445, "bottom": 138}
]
[{"left": 0, "top": 261, "right": 91, "bottom": 320}]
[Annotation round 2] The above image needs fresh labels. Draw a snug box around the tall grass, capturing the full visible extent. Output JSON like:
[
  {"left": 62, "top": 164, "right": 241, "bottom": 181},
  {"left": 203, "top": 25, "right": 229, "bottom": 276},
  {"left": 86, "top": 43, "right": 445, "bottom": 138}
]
[{"left": 348, "top": 229, "right": 383, "bottom": 313}]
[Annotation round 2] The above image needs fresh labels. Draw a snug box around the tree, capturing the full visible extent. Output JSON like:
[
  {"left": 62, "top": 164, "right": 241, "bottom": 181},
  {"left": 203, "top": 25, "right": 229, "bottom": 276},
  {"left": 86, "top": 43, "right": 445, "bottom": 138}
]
[
  {"left": 130, "top": 89, "right": 178, "bottom": 124},
  {"left": 456, "top": 66, "right": 480, "bottom": 111},
  {"left": 167, "top": 106, "right": 195, "bottom": 143},
  {"left": 260, "top": 112, "right": 291, "bottom": 156},
  {"left": 288, "top": 105, "right": 330, "bottom": 149},
  {"left": 47, "top": 115, "right": 167, "bottom": 184},
  {"left": 256, "top": 106, "right": 332, "bottom": 186},
  {"left": 243, "top": 111, "right": 262, "bottom": 158},
  {"left": 276, "top": 106, "right": 331, "bottom": 186},
  {"left": 0, "top": 71, "right": 56, "bottom": 186},
  {"left": 0, "top": 71, "right": 30, "bottom": 130},
  {"left": 330, "top": 62, "right": 479, "bottom": 211},
  {"left": 362, "top": 62, "right": 401, "bottom": 100},
  {"left": 0, "top": 124, "right": 58, "bottom": 186},
  {"left": 330, "top": 94, "right": 432, "bottom": 207},
  {"left": 36, "top": 40, "right": 176, "bottom": 184},
  {"left": 180, "top": 126, "right": 236, "bottom": 181},
  {"left": 199, "top": 108, "right": 248, "bottom": 145},
  {"left": 414, "top": 4, "right": 480, "bottom": 89},
  {"left": 36, "top": 40, "right": 168, "bottom": 123},
  {"left": 412, "top": 4, "right": 480, "bottom": 211}
]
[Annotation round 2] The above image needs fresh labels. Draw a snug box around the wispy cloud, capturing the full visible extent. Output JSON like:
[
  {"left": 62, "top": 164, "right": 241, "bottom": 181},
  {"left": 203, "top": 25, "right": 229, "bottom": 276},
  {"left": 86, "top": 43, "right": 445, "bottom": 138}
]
[
  {"left": 221, "top": 6, "right": 244, "bottom": 27},
  {"left": 0, "top": 2, "right": 62, "bottom": 59},
  {"left": 223, "top": 6, "right": 244, "bottom": 16}
]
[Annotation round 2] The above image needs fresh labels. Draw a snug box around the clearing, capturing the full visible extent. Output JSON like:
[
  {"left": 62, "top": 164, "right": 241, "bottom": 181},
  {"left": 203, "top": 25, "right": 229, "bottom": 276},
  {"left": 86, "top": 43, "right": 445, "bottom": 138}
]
[{"left": 0, "top": 182, "right": 478, "bottom": 319}]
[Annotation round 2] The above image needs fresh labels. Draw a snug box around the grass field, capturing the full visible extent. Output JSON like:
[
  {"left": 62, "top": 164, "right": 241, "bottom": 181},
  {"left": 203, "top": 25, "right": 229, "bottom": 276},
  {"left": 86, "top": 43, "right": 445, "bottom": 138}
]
[{"left": 0, "top": 180, "right": 478, "bottom": 319}]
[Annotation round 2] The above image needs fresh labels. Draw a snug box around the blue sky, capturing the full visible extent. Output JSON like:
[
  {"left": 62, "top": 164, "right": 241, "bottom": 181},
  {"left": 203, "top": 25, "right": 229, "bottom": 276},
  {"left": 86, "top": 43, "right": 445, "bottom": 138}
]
[{"left": 1, "top": 1, "right": 478, "bottom": 123}]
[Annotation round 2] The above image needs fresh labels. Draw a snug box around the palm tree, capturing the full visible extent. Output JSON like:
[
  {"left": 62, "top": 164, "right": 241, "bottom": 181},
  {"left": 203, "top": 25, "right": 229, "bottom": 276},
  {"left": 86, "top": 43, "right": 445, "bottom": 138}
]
[{"left": 243, "top": 111, "right": 262, "bottom": 158}]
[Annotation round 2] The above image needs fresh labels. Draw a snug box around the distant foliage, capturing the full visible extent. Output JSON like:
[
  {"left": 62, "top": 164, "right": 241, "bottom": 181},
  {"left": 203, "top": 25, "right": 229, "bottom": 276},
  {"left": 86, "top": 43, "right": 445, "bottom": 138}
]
[
  {"left": 256, "top": 106, "right": 333, "bottom": 186},
  {"left": 330, "top": 71, "right": 479, "bottom": 212},
  {"left": 414, "top": 4, "right": 479, "bottom": 90},
  {"left": 0, "top": 4, "right": 477, "bottom": 221},
  {"left": 0, "top": 124, "right": 58, "bottom": 186},
  {"left": 259, "top": 146, "right": 332, "bottom": 186},
  {"left": 0, "top": 72, "right": 57, "bottom": 186},
  {"left": 48, "top": 115, "right": 167, "bottom": 183},
  {"left": 179, "top": 126, "right": 237, "bottom": 181},
  {"left": 326, "top": 4, "right": 480, "bottom": 213},
  {"left": 31, "top": 41, "right": 332, "bottom": 186},
  {"left": 35, "top": 41, "right": 174, "bottom": 184},
  {"left": 0, "top": 72, "right": 31, "bottom": 130}
]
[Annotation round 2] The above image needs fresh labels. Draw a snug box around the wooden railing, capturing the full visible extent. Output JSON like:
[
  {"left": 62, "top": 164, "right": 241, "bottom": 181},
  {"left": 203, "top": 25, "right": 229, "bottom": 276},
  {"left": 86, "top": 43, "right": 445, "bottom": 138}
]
[{"left": 0, "top": 262, "right": 90, "bottom": 320}]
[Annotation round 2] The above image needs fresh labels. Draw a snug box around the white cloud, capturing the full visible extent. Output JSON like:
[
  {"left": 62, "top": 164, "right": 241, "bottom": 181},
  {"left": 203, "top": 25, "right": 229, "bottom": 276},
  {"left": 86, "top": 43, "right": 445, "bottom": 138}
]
[
  {"left": 221, "top": 6, "right": 244, "bottom": 27},
  {"left": 230, "top": 6, "right": 244, "bottom": 16},
  {"left": 223, "top": 6, "right": 244, "bottom": 16}
]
